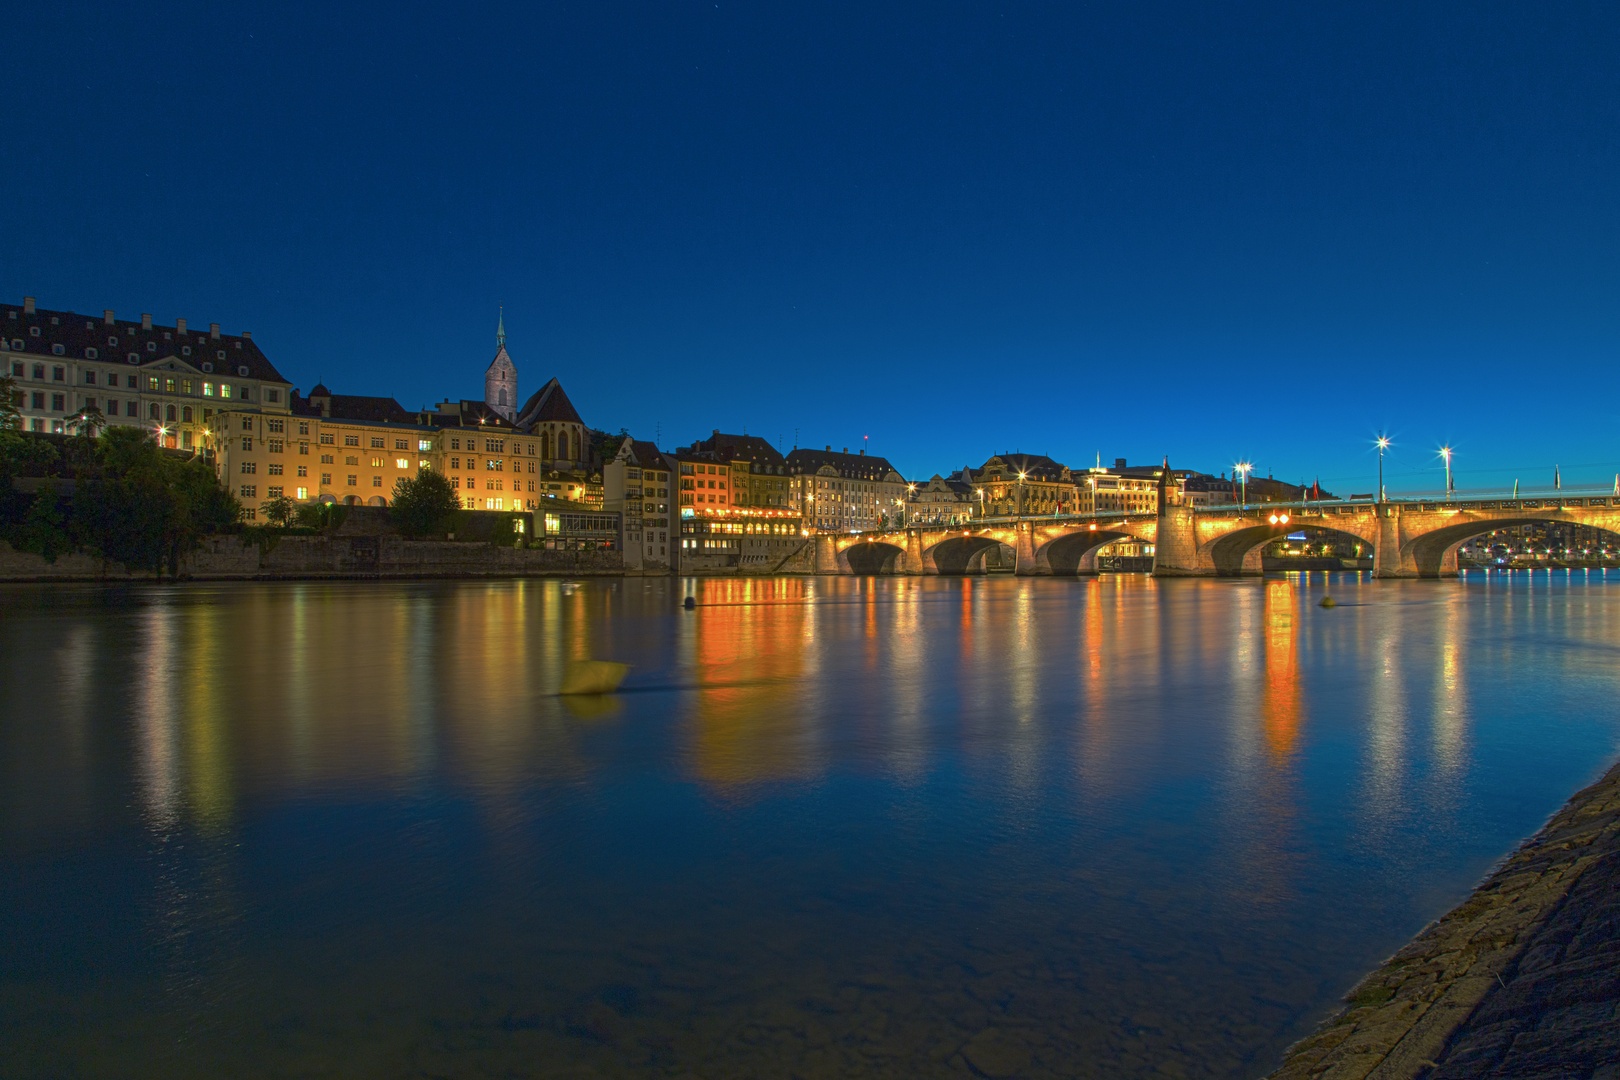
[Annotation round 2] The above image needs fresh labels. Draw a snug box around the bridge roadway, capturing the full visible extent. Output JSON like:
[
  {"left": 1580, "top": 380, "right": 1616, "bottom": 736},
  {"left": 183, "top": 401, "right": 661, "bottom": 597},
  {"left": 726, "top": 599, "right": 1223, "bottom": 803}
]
[{"left": 814, "top": 488, "right": 1620, "bottom": 578}]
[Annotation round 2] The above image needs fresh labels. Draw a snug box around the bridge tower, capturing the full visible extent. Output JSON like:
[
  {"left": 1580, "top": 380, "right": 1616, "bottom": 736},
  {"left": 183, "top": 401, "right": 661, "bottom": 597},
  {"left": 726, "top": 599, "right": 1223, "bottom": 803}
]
[{"left": 1151, "top": 457, "right": 1202, "bottom": 577}]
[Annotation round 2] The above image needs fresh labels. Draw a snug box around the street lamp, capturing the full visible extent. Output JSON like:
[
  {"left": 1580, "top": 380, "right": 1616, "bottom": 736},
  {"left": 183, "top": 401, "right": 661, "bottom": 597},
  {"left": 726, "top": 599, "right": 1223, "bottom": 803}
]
[
  {"left": 1440, "top": 445, "right": 1454, "bottom": 499},
  {"left": 1234, "top": 461, "right": 1253, "bottom": 508},
  {"left": 1375, "top": 434, "right": 1390, "bottom": 502}
]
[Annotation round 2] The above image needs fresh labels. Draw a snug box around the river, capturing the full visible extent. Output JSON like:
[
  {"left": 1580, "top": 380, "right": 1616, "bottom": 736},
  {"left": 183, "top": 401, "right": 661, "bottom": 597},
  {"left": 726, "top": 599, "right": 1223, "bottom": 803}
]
[{"left": 3, "top": 572, "right": 1618, "bottom": 1078}]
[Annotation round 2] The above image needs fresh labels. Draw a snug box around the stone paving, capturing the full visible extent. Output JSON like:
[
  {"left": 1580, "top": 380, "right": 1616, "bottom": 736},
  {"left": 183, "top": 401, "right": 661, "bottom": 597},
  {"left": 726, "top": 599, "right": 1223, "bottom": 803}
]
[{"left": 1267, "top": 760, "right": 1620, "bottom": 1080}]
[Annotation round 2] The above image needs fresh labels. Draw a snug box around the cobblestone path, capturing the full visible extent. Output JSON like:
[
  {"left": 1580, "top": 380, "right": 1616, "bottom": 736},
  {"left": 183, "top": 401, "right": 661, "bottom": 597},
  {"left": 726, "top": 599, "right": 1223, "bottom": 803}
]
[{"left": 1267, "top": 761, "right": 1620, "bottom": 1080}]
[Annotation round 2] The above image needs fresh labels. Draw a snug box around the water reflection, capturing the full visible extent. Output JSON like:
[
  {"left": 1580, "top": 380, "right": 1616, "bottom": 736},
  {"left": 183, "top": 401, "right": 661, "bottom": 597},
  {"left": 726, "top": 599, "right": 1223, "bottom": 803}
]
[{"left": 2, "top": 573, "right": 1620, "bottom": 1079}]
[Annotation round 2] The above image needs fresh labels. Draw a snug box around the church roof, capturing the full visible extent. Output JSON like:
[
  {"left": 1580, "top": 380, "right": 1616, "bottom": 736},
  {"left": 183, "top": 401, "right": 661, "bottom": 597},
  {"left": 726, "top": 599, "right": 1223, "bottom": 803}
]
[
  {"left": 516, "top": 377, "right": 583, "bottom": 427},
  {"left": 485, "top": 343, "right": 514, "bottom": 374}
]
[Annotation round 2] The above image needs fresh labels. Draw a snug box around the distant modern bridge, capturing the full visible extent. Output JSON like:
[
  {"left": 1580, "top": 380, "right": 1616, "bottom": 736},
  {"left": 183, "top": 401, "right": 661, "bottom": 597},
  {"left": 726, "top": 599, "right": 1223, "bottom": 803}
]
[{"left": 814, "top": 477, "right": 1620, "bottom": 578}]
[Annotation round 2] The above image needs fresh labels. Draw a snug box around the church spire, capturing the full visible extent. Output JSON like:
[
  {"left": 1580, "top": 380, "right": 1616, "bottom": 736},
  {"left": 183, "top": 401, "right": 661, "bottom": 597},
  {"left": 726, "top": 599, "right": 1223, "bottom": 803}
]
[{"left": 496, "top": 307, "right": 506, "bottom": 349}]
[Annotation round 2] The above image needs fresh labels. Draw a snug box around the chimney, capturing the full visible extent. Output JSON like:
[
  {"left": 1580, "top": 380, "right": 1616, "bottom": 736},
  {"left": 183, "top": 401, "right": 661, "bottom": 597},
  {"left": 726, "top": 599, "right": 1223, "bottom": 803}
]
[
  {"left": 176, "top": 318, "right": 187, "bottom": 335},
  {"left": 712, "top": 429, "right": 719, "bottom": 436},
  {"left": 141, "top": 313, "right": 152, "bottom": 330},
  {"left": 843, "top": 447, "right": 848, "bottom": 453},
  {"left": 860, "top": 448, "right": 865, "bottom": 456},
  {"left": 23, "top": 297, "right": 35, "bottom": 314},
  {"left": 242, "top": 331, "right": 252, "bottom": 340},
  {"left": 103, "top": 310, "right": 115, "bottom": 325},
  {"left": 825, "top": 445, "right": 831, "bottom": 452},
  {"left": 209, "top": 322, "right": 220, "bottom": 339},
  {"left": 1114, "top": 458, "right": 1127, "bottom": 469}
]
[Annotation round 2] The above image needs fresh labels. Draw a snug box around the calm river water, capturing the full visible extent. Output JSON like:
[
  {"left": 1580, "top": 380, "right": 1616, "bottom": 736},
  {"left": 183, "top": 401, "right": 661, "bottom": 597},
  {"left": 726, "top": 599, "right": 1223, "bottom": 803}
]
[{"left": 4, "top": 572, "right": 1620, "bottom": 1078}]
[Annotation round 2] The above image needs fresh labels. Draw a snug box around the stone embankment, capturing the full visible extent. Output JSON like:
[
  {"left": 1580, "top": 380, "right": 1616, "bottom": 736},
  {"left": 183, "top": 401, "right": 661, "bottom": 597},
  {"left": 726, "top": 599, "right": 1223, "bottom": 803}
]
[
  {"left": 1267, "top": 760, "right": 1620, "bottom": 1080},
  {"left": 0, "top": 535, "right": 623, "bottom": 581}
]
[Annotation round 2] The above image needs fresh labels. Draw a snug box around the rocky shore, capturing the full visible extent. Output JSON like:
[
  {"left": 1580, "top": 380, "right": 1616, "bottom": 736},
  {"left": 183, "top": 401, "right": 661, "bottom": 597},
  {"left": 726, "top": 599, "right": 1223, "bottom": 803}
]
[{"left": 1266, "top": 759, "right": 1620, "bottom": 1080}]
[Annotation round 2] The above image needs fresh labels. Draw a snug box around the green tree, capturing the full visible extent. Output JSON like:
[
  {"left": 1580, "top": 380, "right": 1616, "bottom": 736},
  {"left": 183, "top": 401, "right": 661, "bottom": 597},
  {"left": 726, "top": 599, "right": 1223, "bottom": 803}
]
[
  {"left": 294, "top": 502, "right": 327, "bottom": 529},
  {"left": 0, "top": 375, "right": 20, "bottom": 431},
  {"left": 390, "top": 470, "right": 462, "bottom": 536},
  {"left": 16, "top": 483, "right": 72, "bottom": 563},
  {"left": 68, "top": 404, "right": 106, "bottom": 439},
  {"left": 261, "top": 494, "right": 296, "bottom": 527}
]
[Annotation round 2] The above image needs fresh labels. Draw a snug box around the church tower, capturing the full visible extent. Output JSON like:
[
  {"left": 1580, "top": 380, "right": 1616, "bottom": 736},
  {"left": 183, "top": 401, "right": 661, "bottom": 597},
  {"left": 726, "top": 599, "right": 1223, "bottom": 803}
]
[{"left": 484, "top": 309, "right": 518, "bottom": 422}]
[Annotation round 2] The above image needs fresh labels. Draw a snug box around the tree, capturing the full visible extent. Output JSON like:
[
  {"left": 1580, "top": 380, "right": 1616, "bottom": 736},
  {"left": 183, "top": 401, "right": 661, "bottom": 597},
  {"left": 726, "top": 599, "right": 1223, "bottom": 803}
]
[
  {"left": 261, "top": 494, "right": 296, "bottom": 527},
  {"left": 68, "top": 404, "right": 106, "bottom": 439},
  {"left": 294, "top": 502, "right": 327, "bottom": 529},
  {"left": 390, "top": 470, "right": 462, "bottom": 536},
  {"left": 0, "top": 375, "right": 19, "bottom": 431}
]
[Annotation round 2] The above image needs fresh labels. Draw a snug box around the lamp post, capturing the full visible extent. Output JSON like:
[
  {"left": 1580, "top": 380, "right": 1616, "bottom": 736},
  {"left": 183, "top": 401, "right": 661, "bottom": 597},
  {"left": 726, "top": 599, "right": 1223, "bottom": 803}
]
[
  {"left": 1235, "top": 461, "right": 1253, "bottom": 508},
  {"left": 1375, "top": 434, "right": 1390, "bottom": 502},
  {"left": 1440, "top": 445, "right": 1453, "bottom": 500}
]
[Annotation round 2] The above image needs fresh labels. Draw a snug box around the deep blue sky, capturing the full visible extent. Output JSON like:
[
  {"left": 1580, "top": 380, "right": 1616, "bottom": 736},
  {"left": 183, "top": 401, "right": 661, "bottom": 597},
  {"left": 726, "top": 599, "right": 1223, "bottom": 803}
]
[{"left": 7, "top": 2, "right": 1619, "bottom": 491}]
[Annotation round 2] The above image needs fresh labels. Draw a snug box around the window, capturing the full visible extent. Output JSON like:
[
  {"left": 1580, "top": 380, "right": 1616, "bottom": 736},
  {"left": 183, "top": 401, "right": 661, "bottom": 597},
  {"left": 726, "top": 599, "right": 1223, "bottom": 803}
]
[
  {"left": 268, "top": 463, "right": 283, "bottom": 476},
  {"left": 394, "top": 439, "right": 407, "bottom": 450},
  {"left": 165, "top": 378, "right": 176, "bottom": 393},
  {"left": 320, "top": 432, "right": 334, "bottom": 445},
  {"left": 52, "top": 344, "right": 64, "bottom": 356},
  {"left": 451, "top": 457, "right": 460, "bottom": 469},
  {"left": 28, "top": 327, "right": 40, "bottom": 337},
  {"left": 345, "top": 456, "right": 358, "bottom": 466},
  {"left": 296, "top": 487, "right": 308, "bottom": 500},
  {"left": 32, "top": 364, "right": 44, "bottom": 380},
  {"left": 220, "top": 384, "right": 230, "bottom": 399},
  {"left": 202, "top": 362, "right": 213, "bottom": 373},
  {"left": 372, "top": 476, "right": 382, "bottom": 487},
  {"left": 450, "top": 438, "right": 460, "bottom": 450},
  {"left": 370, "top": 457, "right": 382, "bottom": 468},
  {"left": 267, "top": 419, "right": 284, "bottom": 434},
  {"left": 7, "top": 361, "right": 18, "bottom": 377},
  {"left": 321, "top": 473, "right": 332, "bottom": 485},
  {"left": 126, "top": 374, "right": 137, "bottom": 389},
  {"left": 298, "top": 422, "right": 309, "bottom": 435},
  {"left": 241, "top": 418, "right": 253, "bottom": 431},
  {"left": 181, "top": 346, "right": 191, "bottom": 356},
  {"left": 85, "top": 348, "right": 98, "bottom": 360},
  {"left": 84, "top": 370, "right": 96, "bottom": 385},
  {"left": 344, "top": 434, "right": 359, "bottom": 446},
  {"left": 320, "top": 454, "right": 333, "bottom": 464},
  {"left": 418, "top": 439, "right": 432, "bottom": 452},
  {"left": 369, "top": 437, "right": 384, "bottom": 449},
  {"left": 180, "top": 379, "right": 192, "bottom": 394},
  {"left": 487, "top": 459, "right": 503, "bottom": 471},
  {"left": 266, "top": 389, "right": 280, "bottom": 403},
  {"left": 242, "top": 437, "right": 252, "bottom": 451},
  {"left": 51, "top": 393, "right": 64, "bottom": 412},
  {"left": 52, "top": 366, "right": 64, "bottom": 381},
  {"left": 239, "top": 484, "right": 258, "bottom": 498},
  {"left": 30, "top": 392, "right": 43, "bottom": 409},
  {"left": 395, "top": 458, "right": 409, "bottom": 469},
  {"left": 299, "top": 442, "right": 309, "bottom": 455},
  {"left": 182, "top": 406, "right": 193, "bottom": 422},
  {"left": 238, "top": 387, "right": 251, "bottom": 401},
  {"left": 107, "top": 336, "right": 117, "bottom": 346},
  {"left": 241, "top": 462, "right": 257, "bottom": 474},
  {"left": 297, "top": 465, "right": 308, "bottom": 477},
  {"left": 269, "top": 440, "right": 283, "bottom": 453},
  {"left": 203, "top": 408, "right": 212, "bottom": 421},
  {"left": 346, "top": 475, "right": 357, "bottom": 487}
]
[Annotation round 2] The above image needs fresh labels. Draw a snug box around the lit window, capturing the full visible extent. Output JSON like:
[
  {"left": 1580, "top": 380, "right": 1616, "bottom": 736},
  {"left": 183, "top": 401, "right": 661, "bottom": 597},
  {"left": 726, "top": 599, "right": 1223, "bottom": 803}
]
[
  {"left": 296, "top": 487, "right": 308, "bottom": 500},
  {"left": 395, "top": 458, "right": 409, "bottom": 469}
]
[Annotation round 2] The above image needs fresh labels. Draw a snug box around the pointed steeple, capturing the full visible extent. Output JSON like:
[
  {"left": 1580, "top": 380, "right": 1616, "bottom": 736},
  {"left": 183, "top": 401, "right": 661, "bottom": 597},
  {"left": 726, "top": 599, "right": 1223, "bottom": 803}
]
[{"left": 496, "top": 306, "right": 506, "bottom": 349}]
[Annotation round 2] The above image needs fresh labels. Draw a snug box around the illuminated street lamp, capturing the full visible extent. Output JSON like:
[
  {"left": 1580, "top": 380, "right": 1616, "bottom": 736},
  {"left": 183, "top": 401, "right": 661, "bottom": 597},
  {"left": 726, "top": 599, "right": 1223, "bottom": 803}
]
[
  {"left": 1375, "top": 434, "right": 1390, "bottom": 502},
  {"left": 1234, "top": 461, "right": 1253, "bottom": 508},
  {"left": 1440, "top": 445, "right": 1454, "bottom": 499}
]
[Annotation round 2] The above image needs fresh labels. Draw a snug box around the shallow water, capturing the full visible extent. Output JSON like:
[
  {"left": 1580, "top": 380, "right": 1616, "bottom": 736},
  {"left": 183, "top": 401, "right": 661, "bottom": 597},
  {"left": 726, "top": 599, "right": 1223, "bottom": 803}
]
[{"left": 3, "top": 571, "right": 1618, "bottom": 1078}]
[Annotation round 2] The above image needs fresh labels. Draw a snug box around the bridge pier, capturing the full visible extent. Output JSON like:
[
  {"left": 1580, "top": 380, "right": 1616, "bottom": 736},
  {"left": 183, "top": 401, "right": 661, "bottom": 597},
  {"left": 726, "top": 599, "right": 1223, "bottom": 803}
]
[
  {"left": 1151, "top": 505, "right": 1211, "bottom": 576},
  {"left": 1013, "top": 522, "right": 1048, "bottom": 576}
]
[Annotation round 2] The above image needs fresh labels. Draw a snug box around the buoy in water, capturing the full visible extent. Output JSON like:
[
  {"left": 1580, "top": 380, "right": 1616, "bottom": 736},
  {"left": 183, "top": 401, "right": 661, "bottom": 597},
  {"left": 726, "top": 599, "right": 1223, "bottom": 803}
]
[
  {"left": 559, "top": 660, "right": 630, "bottom": 695},
  {"left": 683, "top": 596, "right": 696, "bottom": 610},
  {"left": 1319, "top": 596, "right": 1337, "bottom": 608}
]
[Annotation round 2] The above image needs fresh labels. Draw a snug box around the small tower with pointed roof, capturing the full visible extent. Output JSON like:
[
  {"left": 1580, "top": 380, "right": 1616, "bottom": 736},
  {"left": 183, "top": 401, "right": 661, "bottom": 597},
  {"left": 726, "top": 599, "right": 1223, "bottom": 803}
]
[{"left": 484, "top": 309, "right": 518, "bottom": 422}]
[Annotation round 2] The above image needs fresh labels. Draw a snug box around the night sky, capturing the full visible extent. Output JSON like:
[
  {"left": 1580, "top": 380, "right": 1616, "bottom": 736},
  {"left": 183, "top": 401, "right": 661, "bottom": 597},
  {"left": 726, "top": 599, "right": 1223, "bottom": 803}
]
[{"left": 7, "top": 2, "right": 1619, "bottom": 491}]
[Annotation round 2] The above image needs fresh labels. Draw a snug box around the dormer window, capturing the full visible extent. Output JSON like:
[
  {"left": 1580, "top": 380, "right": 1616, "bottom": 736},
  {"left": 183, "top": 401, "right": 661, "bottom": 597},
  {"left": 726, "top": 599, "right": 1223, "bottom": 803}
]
[
  {"left": 85, "top": 347, "right": 98, "bottom": 359},
  {"left": 216, "top": 350, "right": 225, "bottom": 360},
  {"left": 128, "top": 353, "right": 139, "bottom": 363},
  {"left": 202, "top": 362, "right": 213, "bottom": 373},
  {"left": 237, "top": 365, "right": 248, "bottom": 376},
  {"left": 10, "top": 339, "right": 21, "bottom": 351},
  {"left": 146, "top": 342, "right": 157, "bottom": 352},
  {"left": 107, "top": 336, "right": 117, "bottom": 346},
  {"left": 49, "top": 316, "right": 59, "bottom": 325},
  {"left": 29, "top": 326, "right": 40, "bottom": 337},
  {"left": 181, "top": 346, "right": 191, "bottom": 356},
  {"left": 51, "top": 344, "right": 64, "bottom": 356}
]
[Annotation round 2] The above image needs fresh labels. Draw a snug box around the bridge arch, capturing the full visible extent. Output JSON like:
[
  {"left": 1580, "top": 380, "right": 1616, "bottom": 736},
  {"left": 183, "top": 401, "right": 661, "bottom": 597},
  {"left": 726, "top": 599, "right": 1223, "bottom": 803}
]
[
  {"left": 841, "top": 539, "right": 907, "bottom": 575},
  {"left": 1401, "top": 517, "right": 1620, "bottom": 577},
  {"left": 928, "top": 534, "right": 1014, "bottom": 575},
  {"left": 1204, "top": 521, "right": 1377, "bottom": 577},
  {"left": 1035, "top": 529, "right": 1143, "bottom": 575}
]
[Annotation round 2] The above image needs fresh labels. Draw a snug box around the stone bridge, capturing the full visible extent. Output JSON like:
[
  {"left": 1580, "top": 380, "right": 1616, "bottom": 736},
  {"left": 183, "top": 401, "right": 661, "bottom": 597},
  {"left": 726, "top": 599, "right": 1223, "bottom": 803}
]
[{"left": 814, "top": 491, "right": 1620, "bottom": 578}]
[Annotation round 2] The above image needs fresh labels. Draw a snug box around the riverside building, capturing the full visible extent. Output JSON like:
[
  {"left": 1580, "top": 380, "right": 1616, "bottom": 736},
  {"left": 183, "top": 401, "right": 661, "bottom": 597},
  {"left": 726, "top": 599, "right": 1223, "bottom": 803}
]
[
  {"left": 787, "top": 446, "right": 907, "bottom": 533},
  {"left": 3, "top": 296, "right": 291, "bottom": 452}
]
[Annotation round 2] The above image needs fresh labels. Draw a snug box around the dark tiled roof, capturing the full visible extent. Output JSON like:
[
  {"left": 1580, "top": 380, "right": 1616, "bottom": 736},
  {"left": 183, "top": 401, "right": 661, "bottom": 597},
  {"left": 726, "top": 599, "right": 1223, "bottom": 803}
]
[
  {"left": 786, "top": 447, "right": 903, "bottom": 483},
  {"left": 979, "top": 453, "right": 1069, "bottom": 481},
  {"left": 2, "top": 301, "right": 288, "bottom": 384},
  {"left": 429, "top": 400, "right": 517, "bottom": 429},
  {"left": 516, "top": 377, "right": 583, "bottom": 427},
  {"left": 625, "top": 439, "right": 665, "bottom": 466},
  {"left": 291, "top": 390, "right": 418, "bottom": 425},
  {"left": 687, "top": 432, "right": 788, "bottom": 469}
]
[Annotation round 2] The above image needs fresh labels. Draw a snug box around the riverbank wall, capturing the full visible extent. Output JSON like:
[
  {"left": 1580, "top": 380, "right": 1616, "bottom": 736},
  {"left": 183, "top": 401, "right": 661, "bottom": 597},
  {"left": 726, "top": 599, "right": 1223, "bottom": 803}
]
[
  {"left": 0, "top": 535, "right": 623, "bottom": 581},
  {"left": 1266, "top": 758, "right": 1620, "bottom": 1080}
]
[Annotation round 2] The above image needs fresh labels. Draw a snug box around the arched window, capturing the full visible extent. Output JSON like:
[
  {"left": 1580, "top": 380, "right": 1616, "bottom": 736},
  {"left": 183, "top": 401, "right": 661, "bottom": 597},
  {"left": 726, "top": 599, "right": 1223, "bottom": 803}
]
[
  {"left": 148, "top": 403, "right": 160, "bottom": 421},
  {"left": 165, "top": 404, "right": 177, "bottom": 422},
  {"left": 561, "top": 430, "right": 571, "bottom": 459},
  {"left": 541, "top": 432, "right": 552, "bottom": 459},
  {"left": 182, "top": 406, "right": 193, "bottom": 422}
]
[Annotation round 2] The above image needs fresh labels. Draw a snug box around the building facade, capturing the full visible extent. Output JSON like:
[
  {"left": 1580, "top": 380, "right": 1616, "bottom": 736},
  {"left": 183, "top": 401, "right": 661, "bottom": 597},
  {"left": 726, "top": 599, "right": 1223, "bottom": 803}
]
[
  {"left": 907, "top": 473, "right": 974, "bottom": 525},
  {"left": 4, "top": 297, "right": 291, "bottom": 453},
  {"left": 604, "top": 437, "right": 675, "bottom": 571},
  {"left": 969, "top": 454, "right": 1077, "bottom": 517},
  {"left": 787, "top": 446, "right": 907, "bottom": 532}
]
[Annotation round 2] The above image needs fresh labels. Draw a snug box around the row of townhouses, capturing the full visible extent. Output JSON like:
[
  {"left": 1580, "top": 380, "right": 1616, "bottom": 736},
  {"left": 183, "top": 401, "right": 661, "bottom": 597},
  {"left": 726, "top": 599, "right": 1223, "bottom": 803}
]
[{"left": 5, "top": 295, "right": 1274, "bottom": 573}]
